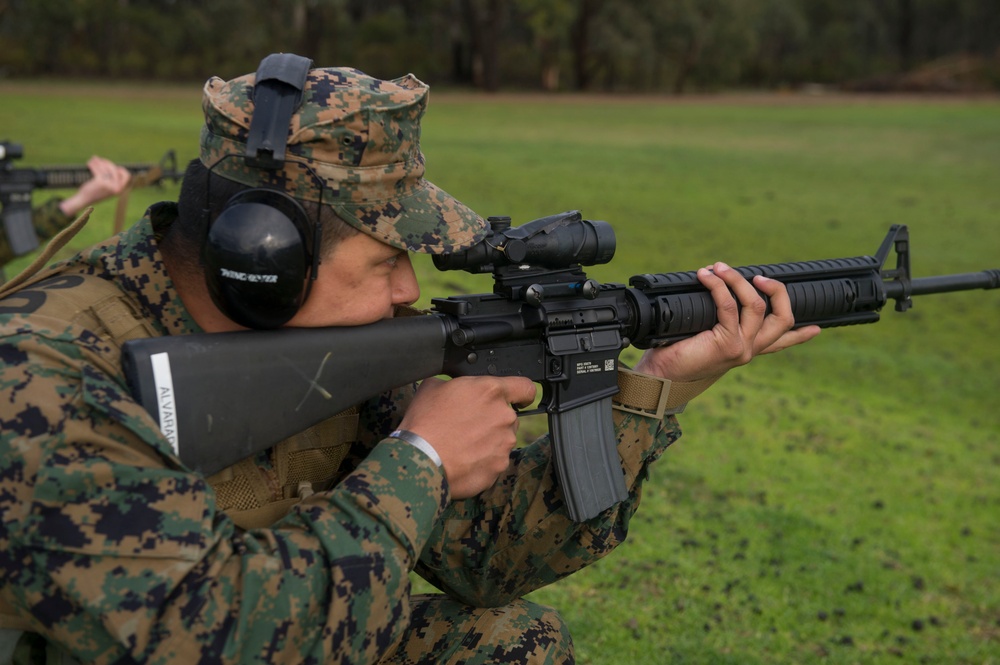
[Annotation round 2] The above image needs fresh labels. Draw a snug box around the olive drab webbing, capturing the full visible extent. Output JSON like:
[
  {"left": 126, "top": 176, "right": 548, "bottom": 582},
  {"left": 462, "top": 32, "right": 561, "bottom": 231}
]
[{"left": 207, "top": 408, "right": 360, "bottom": 530}]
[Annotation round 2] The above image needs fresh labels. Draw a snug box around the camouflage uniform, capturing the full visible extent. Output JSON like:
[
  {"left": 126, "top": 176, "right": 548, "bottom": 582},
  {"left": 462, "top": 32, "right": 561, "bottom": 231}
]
[
  {"left": 0, "top": 208, "right": 680, "bottom": 663},
  {"left": 0, "top": 62, "right": 684, "bottom": 664},
  {"left": 0, "top": 198, "right": 72, "bottom": 267}
]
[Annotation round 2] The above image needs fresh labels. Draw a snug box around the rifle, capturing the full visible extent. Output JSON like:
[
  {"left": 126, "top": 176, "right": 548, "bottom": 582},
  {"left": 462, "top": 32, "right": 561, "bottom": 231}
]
[
  {"left": 0, "top": 140, "right": 183, "bottom": 256},
  {"left": 120, "top": 211, "right": 1000, "bottom": 521}
]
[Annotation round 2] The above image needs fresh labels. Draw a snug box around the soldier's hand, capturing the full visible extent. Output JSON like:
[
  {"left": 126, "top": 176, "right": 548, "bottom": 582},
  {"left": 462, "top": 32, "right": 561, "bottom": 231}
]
[
  {"left": 399, "top": 375, "right": 537, "bottom": 499},
  {"left": 59, "top": 156, "right": 132, "bottom": 217},
  {"left": 636, "top": 262, "right": 820, "bottom": 382}
]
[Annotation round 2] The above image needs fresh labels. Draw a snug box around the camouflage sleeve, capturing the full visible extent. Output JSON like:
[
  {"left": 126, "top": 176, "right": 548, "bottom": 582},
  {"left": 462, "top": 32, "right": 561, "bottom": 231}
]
[
  {"left": 0, "top": 321, "right": 449, "bottom": 664},
  {"left": 350, "top": 376, "right": 681, "bottom": 607},
  {"left": 414, "top": 409, "right": 682, "bottom": 607},
  {"left": 31, "top": 197, "right": 73, "bottom": 240}
]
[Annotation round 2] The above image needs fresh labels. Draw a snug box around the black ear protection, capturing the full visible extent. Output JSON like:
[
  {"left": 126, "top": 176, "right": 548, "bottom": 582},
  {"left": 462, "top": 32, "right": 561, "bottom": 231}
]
[{"left": 202, "top": 53, "right": 322, "bottom": 330}]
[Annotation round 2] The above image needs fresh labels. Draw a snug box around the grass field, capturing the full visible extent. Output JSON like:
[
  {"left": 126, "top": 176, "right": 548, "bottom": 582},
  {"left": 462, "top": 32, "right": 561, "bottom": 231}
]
[{"left": 3, "top": 82, "right": 998, "bottom": 664}]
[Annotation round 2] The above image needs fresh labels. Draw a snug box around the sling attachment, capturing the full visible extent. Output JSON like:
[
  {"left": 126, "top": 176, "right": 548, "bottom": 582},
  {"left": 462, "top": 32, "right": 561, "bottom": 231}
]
[{"left": 612, "top": 366, "right": 721, "bottom": 418}]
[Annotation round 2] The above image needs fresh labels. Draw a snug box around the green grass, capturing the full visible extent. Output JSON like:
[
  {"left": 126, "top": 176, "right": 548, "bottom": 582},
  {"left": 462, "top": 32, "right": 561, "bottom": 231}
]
[{"left": 3, "top": 83, "right": 998, "bottom": 664}]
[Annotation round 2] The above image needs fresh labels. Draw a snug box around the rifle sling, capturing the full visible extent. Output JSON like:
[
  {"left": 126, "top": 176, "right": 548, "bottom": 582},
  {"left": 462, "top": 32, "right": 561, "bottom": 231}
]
[{"left": 0, "top": 208, "right": 93, "bottom": 297}]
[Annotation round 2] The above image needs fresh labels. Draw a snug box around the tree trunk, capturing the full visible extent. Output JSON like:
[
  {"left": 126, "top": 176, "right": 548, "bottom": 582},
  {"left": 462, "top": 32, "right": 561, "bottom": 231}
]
[
  {"left": 673, "top": 38, "right": 701, "bottom": 95},
  {"left": 898, "top": 0, "right": 914, "bottom": 71},
  {"left": 570, "top": 0, "right": 599, "bottom": 90},
  {"left": 480, "top": 0, "right": 502, "bottom": 91},
  {"left": 460, "top": 0, "right": 502, "bottom": 92}
]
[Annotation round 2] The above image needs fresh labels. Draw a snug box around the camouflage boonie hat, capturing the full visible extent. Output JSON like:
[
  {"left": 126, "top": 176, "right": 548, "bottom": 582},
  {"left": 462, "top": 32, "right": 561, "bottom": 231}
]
[{"left": 200, "top": 66, "right": 487, "bottom": 254}]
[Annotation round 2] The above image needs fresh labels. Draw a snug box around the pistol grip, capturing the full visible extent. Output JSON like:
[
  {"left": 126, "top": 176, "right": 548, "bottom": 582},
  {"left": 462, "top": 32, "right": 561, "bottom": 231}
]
[{"left": 549, "top": 396, "right": 628, "bottom": 522}]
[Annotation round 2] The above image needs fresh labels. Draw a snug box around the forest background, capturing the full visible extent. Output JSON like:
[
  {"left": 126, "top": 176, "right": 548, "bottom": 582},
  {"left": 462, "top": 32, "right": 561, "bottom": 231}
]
[{"left": 2, "top": 0, "right": 1000, "bottom": 94}]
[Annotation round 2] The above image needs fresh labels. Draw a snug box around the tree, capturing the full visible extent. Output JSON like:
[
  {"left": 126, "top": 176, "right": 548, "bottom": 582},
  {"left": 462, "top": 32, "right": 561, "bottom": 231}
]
[
  {"left": 515, "top": 0, "right": 576, "bottom": 90},
  {"left": 458, "top": 0, "right": 505, "bottom": 91},
  {"left": 0, "top": 0, "right": 997, "bottom": 91}
]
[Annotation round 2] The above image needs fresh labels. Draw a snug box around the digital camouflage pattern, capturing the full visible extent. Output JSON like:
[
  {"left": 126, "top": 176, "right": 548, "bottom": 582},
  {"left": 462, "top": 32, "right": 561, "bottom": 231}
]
[
  {"left": 0, "top": 205, "right": 682, "bottom": 664},
  {"left": 385, "top": 596, "right": 572, "bottom": 664},
  {"left": 0, "top": 198, "right": 71, "bottom": 267},
  {"left": 201, "top": 67, "right": 488, "bottom": 255}
]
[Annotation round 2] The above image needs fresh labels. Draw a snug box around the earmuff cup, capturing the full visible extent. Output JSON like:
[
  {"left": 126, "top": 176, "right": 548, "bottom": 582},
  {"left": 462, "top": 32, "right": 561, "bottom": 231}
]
[{"left": 203, "top": 188, "right": 315, "bottom": 329}]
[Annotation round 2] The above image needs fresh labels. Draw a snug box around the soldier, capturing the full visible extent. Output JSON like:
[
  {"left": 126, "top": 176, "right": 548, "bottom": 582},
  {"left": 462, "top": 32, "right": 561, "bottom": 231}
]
[
  {"left": 0, "top": 155, "right": 132, "bottom": 268},
  {"left": 0, "top": 56, "right": 819, "bottom": 664}
]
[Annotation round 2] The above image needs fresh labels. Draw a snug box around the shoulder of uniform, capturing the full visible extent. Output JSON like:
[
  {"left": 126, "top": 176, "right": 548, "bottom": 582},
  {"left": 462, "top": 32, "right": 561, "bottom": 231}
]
[{"left": 0, "top": 271, "right": 157, "bottom": 367}]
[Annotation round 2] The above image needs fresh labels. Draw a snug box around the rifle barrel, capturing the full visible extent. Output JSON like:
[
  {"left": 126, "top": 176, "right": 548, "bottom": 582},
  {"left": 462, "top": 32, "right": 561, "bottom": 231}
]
[{"left": 885, "top": 270, "right": 1000, "bottom": 299}]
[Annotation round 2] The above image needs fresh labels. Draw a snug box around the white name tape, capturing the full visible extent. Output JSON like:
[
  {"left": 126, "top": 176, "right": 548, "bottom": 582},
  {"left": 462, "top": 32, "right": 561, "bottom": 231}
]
[{"left": 150, "top": 352, "right": 179, "bottom": 455}]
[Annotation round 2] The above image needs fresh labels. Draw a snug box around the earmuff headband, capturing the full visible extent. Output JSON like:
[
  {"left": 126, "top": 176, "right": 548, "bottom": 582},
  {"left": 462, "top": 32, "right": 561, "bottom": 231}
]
[{"left": 244, "top": 53, "right": 313, "bottom": 169}]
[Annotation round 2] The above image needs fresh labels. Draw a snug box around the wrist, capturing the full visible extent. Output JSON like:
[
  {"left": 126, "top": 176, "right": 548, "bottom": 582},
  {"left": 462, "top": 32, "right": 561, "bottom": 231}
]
[
  {"left": 58, "top": 196, "right": 80, "bottom": 217},
  {"left": 58, "top": 193, "right": 90, "bottom": 217},
  {"left": 389, "top": 429, "right": 443, "bottom": 468},
  {"left": 634, "top": 350, "right": 725, "bottom": 385}
]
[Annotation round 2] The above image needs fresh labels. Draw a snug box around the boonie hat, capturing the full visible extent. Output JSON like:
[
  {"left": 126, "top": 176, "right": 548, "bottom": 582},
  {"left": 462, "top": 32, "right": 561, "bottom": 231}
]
[{"left": 200, "top": 65, "right": 487, "bottom": 254}]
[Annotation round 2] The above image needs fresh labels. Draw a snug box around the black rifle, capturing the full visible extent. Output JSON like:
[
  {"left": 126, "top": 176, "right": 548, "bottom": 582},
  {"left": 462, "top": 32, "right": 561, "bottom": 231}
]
[
  {"left": 1, "top": 140, "right": 183, "bottom": 256},
  {"left": 121, "top": 212, "right": 1000, "bottom": 521}
]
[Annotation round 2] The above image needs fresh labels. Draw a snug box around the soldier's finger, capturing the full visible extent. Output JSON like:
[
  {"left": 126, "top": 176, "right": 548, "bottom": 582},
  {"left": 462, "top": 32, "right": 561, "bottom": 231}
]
[
  {"left": 712, "top": 263, "right": 767, "bottom": 334},
  {"left": 500, "top": 376, "right": 538, "bottom": 408},
  {"left": 696, "top": 265, "right": 740, "bottom": 331},
  {"left": 752, "top": 275, "right": 797, "bottom": 349}
]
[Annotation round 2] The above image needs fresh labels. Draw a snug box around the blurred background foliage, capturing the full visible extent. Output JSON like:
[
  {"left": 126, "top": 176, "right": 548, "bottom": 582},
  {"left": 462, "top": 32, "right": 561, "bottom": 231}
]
[{"left": 1, "top": 0, "right": 999, "bottom": 94}]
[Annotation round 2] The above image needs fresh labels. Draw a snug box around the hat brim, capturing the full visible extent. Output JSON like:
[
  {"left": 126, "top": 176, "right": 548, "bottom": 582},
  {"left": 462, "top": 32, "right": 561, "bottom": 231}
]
[{"left": 330, "top": 178, "right": 487, "bottom": 255}]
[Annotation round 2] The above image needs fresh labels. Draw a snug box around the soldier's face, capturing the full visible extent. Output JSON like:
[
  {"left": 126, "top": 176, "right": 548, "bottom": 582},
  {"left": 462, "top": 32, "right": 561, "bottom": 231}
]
[{"left": 285, "top": 231, "right": 420, "bottom": 328}]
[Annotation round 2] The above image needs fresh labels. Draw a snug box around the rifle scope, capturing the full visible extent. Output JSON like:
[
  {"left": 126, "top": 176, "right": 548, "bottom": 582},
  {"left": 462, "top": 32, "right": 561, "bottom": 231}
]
[{"left": 433, "top": 210, "right": 616, "bottom": 273}]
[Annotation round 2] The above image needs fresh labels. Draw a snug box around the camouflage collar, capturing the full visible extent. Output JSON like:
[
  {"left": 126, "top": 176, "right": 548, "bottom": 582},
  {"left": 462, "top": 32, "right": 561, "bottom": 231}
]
[{"left": 74, "top": 203, "right": 201, "bottom": 337}]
